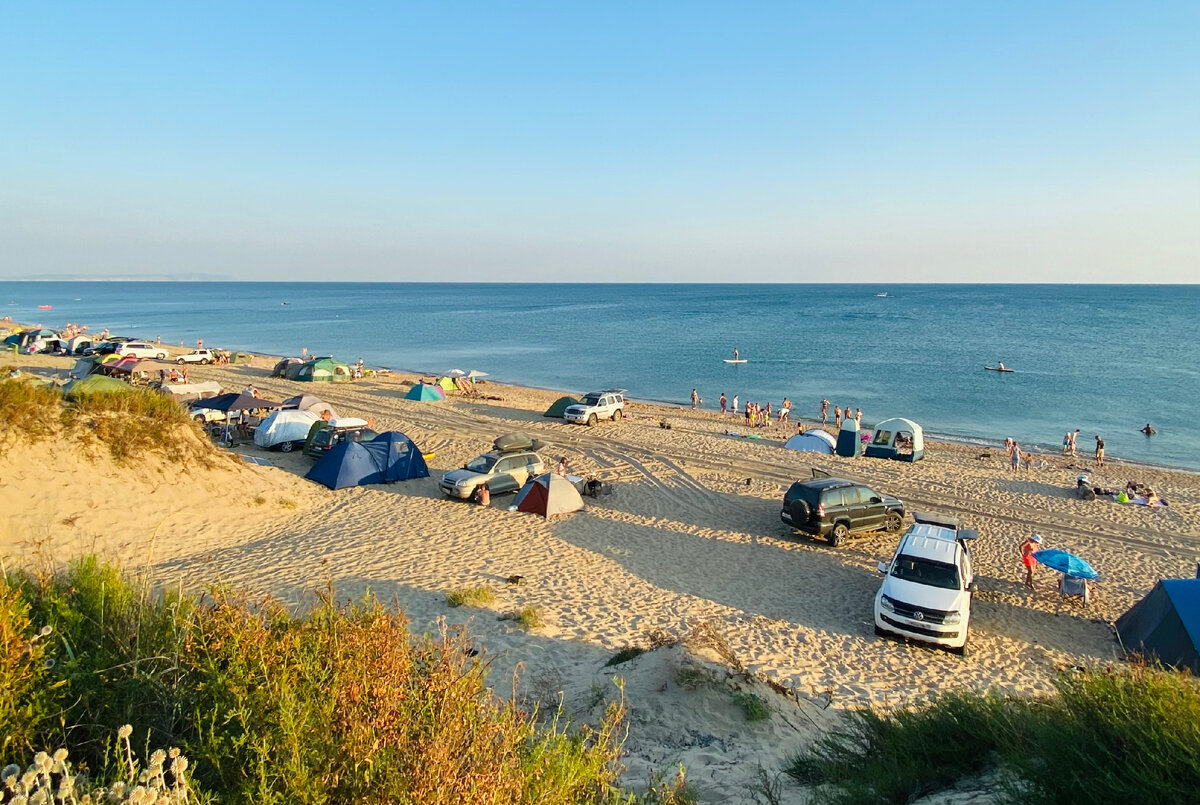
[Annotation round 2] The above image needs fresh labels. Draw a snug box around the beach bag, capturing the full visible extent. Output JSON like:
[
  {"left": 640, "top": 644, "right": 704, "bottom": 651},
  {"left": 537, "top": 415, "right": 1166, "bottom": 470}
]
[{"left": 1117, "top": 491, "right": 1129, "bottom": 504}]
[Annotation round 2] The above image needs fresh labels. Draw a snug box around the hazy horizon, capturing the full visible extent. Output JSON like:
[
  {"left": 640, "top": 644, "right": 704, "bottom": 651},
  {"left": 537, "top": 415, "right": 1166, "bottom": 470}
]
[{"left": 2, "top": 3, "right": 1197, "bottom": 284}]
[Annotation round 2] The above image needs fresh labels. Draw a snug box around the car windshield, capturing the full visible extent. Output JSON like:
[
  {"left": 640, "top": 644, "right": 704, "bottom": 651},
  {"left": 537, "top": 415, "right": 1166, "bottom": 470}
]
[
  {"left": 581, "top": 394, "right": 602, "bottom": 405},
  {"left": 890, "top": 555, "right": 961, "bottom": 591},
  {"left": 465, "top": 454, "right": 498, "bottom": 473}
]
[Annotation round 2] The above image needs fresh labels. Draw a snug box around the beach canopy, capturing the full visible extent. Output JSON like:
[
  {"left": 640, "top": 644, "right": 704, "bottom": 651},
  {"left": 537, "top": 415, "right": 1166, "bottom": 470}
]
[
  {"left": 864, "top": 417, "right": 925, "bottom": 462},
  {"left": 305, "top": 431, "right": 428, "bottom": 489},
  {"left": 543, "top": 396, "right": 579, "bottom": 418},
  {"left": 63, "top": 374, "right": 132, "bottom": 398},
  {"left": 1032, "top": 549, "right": 1100, "bottom": 580},
  {"left": 835, "top": 420, "right": 862, "bottom": 458},
  {"left": 290, "top": 357, "right": 352, "bottom": 382},
  {"left": 105, "top": 356, "right": 143, "bottom": 375},
  {"left": 159, "top": 380, "right": 223, "bottom": 401},
  {"left": 191, "top": 393, "right": 281, "bottom": 413},
  {"left": 783, "top": 430, "right": 837, "bottom": 454},
  {"left": 281, "top": 394, "right": 337, "bottom": 418},
  {"left": 445, "top": 368, "right": 467, "bottom": 377},
  {"left": 405, "top": 382, "right": 445, "bottom": 402},
  {"left": 1115, "top": 579, "right": 1200, "bottom": 674},
  {"left": 255, "top": 409, "right": 320, "bottom": 450},
  {"left": 466, "top": 370, "right": 489, "bottom": 380},
  {"left": 513, "top": 473, "right": 585, "bottom": 517}
]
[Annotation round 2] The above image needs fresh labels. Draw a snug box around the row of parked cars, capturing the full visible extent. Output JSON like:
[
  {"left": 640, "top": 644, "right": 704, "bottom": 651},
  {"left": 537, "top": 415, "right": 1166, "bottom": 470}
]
[{"left": 780, "top": 475, "right": 977, "bottom": 655}]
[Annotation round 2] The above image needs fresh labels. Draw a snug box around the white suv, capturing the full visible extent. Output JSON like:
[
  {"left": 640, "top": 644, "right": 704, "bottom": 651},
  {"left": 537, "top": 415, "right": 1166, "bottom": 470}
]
[
  {"left": 116, "top": 341, "right": 168, "bottom": 360},
  {"left": 176, "top": 349, "right": 217, "bottom": 364},
  {"left": 873, "top": 512, "right": 978, "bottom": 655},
  {"left": 563, "top": 390, "right": 626, "bottom": 426}
]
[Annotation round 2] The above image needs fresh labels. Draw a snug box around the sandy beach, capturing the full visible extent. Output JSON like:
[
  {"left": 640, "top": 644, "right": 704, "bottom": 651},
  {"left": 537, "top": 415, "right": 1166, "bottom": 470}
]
[{"left": 3, "top": 347, "right": 1198, "bottom": 803}]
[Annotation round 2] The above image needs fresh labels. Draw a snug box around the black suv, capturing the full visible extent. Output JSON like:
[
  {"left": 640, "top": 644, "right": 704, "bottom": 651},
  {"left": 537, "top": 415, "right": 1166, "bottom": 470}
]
[{"left": 781, "top": 477, "right": 905, "bottom": 546}]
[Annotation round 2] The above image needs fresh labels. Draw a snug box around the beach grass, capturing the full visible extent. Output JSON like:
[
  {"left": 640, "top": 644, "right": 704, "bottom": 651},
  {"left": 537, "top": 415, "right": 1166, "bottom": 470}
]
[
  {"left": 446, "top": 584, "right": 496, "bottom": 608},
  {"left": 514, "top": 605, "right": 543, "bottom": 630},
  {"left": 732, "top": 691, "right": 770, "bottom": 722},
  {"left": 785, "top": 664, "right": 1200, "bottom": 805},
  {"left": 0, "top": 558, "right": 678, "bottom": 804}
]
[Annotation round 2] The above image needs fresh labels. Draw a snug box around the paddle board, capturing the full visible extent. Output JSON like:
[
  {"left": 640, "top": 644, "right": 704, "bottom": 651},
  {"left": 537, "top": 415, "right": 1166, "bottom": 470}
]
[
  {"left": 984, "top": 366, "right": 1014, "bottom": 373},
  {"left": 723, "top": 359, "right": 747, "bottom": 364}
]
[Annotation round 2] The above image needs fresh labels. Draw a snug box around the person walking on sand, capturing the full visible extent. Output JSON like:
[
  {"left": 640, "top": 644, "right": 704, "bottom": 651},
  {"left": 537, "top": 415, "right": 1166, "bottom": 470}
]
[
  {"left": 732, "top": 395, "right": 739, "bottom": 415},
  {"left": 780, "top": 398, "right": 790, "bottom": 424},
  {"left": 1095, "top": 435, "right": 1105, "bottom": 467},
  {"left": 1069, "top": 429, "right": 1079, "bottom": 456},
  {"left": 1020, "top": 533, "right": 1042, "bottom": 590},
  {"left": 719, "top": 393, "right": 727, "bottom": 414},
  {"left": 1010, "top": 441, "right": 1021, "bottom": 472},
  {"left": 820, "top": 399, "right": 829, "bottom": 426},
  {"left": 691, "top": 389, "right": 699, "bottom": 409},
  {"left": 834, "top": 407, "right": 842, "bottom": 429},
  {"left": 1063, "top": 430, "right": 1073, "bottom": 456}
]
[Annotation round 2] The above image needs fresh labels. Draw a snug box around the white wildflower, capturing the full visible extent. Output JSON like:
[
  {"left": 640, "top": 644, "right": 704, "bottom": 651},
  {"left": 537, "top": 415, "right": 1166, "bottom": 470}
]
[
  {"left": 172, "top": 756, "right": 187, "bottom": 773},
  {"left": 117, "top": 724, "right": 133, "bottom": 740},
  {"left": 38, "top": 624, "right": 53, "bottom": 637},
  {"left": 148, "top": 749, "right": 166, "bottom": 767},
  {"left": 33, "top": 752, "right": 51, "bottom": 773}
]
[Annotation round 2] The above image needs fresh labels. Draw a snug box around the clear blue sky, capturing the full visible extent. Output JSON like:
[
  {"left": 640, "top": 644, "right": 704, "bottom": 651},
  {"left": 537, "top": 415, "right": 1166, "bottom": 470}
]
[{"left": 1, "top": 2, "right": 1197, "bottom": 282}]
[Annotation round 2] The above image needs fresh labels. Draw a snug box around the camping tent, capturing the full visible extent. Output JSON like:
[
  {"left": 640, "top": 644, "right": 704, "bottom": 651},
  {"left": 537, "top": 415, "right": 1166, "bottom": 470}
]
[
  {"left": 70, "top": 358, "right": 96, "bottom": 379},
  {"left": 281, "top": 394, "right": 337, "bottom": 418},
  {"left": 305, "top": 431, "right": 428, "bottom": 489},
  {"left": 435, "top": 377, "right": 458, "bottom": 392},
  {"left": 1115, "top": 579, "right": 1200, "bottom": 673},
  {"left": 67, "top": 336, "right": 93, "bottom": 355},
  {"left": 835, "top": 420, "right": 862, "bottom": 458},
  {"left": 513, "top": 473, "right": 585, "bottom": 517},
  {"left": 191, "top": 393, "right": 281, "bottom": 413},
  {"left": 290, "top": 358, "right": 352, "bottom": 382},
  {"left": 543, "top": 396, "right": 580, "bottom": 418},
  {"left": 864, "top": 418, "right": 925, "bottom": 462},
  {"left": 271, "top": 358, "right": 304, "bottom": 378},
  {"left": 783, "top": 429, "right": 837, "bottom": 454},
  {"left": 405, "top": 383, "right": 445, "bottom": 402},
  {"left": 63, "top": 374, "right": 133, "bottom": 398},
  {"left": 105, "top": 356, "right": 143, "bottom": 375},
  {"left": 255, "top": 409, "right": 320, "bottom": 450},
  {"left": 160, "top": 381, "right": 223, "bottom": 401}
]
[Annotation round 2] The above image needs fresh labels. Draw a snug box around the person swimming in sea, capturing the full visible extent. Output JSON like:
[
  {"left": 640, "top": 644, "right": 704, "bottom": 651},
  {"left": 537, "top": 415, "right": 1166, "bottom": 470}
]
[{"left": 1141, "top": 423, "right": 1157, "bottom": 435}]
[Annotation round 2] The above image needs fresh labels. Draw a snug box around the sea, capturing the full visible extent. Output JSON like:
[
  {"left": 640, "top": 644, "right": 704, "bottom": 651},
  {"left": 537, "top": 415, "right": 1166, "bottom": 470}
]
[{"left": 4, "top": 282, "right": 1199, "bottom": 471}]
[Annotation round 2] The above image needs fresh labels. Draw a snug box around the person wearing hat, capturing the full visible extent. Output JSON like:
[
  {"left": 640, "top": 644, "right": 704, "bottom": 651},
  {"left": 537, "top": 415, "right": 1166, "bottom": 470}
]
[{"left": 1020, "top": 533, "right": 1043, "bottom": 590}]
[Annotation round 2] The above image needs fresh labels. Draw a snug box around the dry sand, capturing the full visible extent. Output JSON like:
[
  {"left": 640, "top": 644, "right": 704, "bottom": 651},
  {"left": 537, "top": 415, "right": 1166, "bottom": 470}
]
[{"left": 3, "top": 349, "right": 1198, "bottom": 803}]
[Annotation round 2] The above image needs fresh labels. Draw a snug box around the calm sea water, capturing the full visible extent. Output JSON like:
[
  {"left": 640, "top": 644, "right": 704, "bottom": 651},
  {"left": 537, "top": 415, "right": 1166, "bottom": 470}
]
[{"left": 4, "top": 282, "right": 1199, "bottom": 470}]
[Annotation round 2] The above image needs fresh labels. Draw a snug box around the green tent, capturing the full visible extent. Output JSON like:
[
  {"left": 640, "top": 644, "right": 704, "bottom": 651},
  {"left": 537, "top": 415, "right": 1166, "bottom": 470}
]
[
  {"left": 543, "top": 396, "right": 579, "bottom": 418},
  {"left": 292, "top": 357, "right": 352, "bottom": 382},
  {"left": 63, "top": 374, "right": 132, "bottom": 398},
  {"left": 435, "top": 376, "right": 457, "bottom": 392}
]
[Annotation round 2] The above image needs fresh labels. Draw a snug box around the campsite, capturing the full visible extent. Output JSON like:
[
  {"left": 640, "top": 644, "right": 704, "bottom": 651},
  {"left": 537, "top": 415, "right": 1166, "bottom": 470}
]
[{"left": 3, "top": 346, "right": 1199, "bottom": 803}]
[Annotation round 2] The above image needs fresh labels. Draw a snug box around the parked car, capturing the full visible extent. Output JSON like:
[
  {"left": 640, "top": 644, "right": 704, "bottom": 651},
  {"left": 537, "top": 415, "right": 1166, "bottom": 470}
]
[
  {"left": 440, "top": 449, "right": 545, "bottom": 498},
  {"left": 780, "top": 476, "right": 904, "bottom": 546},
  {"left": 874, "top": 512, "right": 978, "bottom": 655},
  {"left": 303, "top": 418, "right": 379, "bottom": 459},
  {"left": 176, "top": 348, "right": 217, "bottom": 364},
  {"left": 114, "top": 341, "right": 168, "bottom": 360},
  {"left": 563, "top": 389, "right": 626, "bottom": 426},
  {"left": 81, "top": 341, "right": 120, "bottom": 357}
]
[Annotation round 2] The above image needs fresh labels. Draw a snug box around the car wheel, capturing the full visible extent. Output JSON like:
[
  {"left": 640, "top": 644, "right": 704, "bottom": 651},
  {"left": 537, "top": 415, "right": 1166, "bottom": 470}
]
[
  {"left": 202, "top": 359, "right": 211, "bottom": 364},
  {"left": 829, "top": 523, "right": 849, "bottom": 547},
  {"left": 874, "top": 625, "right": 887, "bottom": 638},
  {"left": 612, "top": 408, "right": 622, "bottom": 421},
  {"left": 156, "top": 353, "right": 167, "bottom": 360},
  {"left": 280, "top": 442, "right": 294, "bottom": 453},
  {"left": 177, "top": 358, "right": 186, "bottom": 365},
  {"left": 587, "top": 413, "right": 597, "bottom": 427},
  {"left": 884, "top": 511, "right": 903, "bottom": 532}
]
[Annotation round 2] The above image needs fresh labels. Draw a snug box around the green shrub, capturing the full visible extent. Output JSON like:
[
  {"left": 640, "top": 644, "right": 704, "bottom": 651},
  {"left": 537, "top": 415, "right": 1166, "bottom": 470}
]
[
  {"left": 605, "top": 646, "right": 646, "bottom": 667},
  {"left": 786, "top": 666, "right": 1200, "bottom": 805},
  {"left": 732, "top": 691, "right": 770, "bottom": 723},
  {"left": 514, "top": 605, "right": 543, "bottom": 630},
  {"left": 446, "top": 585, "right": 496, "bottom": 608},
  {"left": 2, "top": 559, "right": 647, "bottom": 805}
]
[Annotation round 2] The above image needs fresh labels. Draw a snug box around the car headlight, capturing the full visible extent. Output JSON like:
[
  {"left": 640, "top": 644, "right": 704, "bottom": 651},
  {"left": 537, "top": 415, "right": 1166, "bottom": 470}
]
[
  {"left": 943, "top": 612, "right": 962, "bottom": 625},
  {"left": 879, "top": 595, "right": 896, "bottom": 613}
]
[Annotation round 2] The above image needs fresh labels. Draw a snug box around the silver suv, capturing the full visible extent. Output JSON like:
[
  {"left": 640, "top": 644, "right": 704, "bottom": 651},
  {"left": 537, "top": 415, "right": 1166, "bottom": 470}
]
[
  {"left": 564, "top": 390, "right": 626, "bottom": 426},
  {"left": 440, "top": 450, "right": 546, "bottom": 498}
]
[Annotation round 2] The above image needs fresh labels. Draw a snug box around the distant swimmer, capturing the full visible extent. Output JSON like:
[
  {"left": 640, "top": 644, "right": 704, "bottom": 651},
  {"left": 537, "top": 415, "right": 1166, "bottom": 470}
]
[{"left": 1141, "top": 423, "right": 1157, "bottom": 436}]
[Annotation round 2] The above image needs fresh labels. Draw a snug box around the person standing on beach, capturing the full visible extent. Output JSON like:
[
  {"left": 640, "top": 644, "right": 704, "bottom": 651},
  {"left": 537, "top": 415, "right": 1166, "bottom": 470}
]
[
  {"left": 1095, "top": 435, "right": 1105, "bottom": 467},
  {"left": 834, "top": 407, "right": 842, "bottom": 429},
  {"left": 820, "top": 400, "right": 829, "bottom": 426},
  {"left": 732, "top": 395, "right": 739, "bottom": 415},
  {"left": 691, "top": 389, "right": 699, "bottom": 409},
  {"left": 719, "top": 393, "right": 727, "bottom": 414},
  {"left": 301, "top": 347, "right": 308, "bottom": 360},
  {"left": 1020, "top": 533, "right": 1042, "bottom": 589},
  {"left": 1010, "top": 441, "right": 1021, "bottom": 472},
  {"left": 197, "top": 338, "right": 203, "bottom": 350},
  {"left": 855, "top": 407, "right": 862, "bottom": 426},
  {"left": 780, "top": 398, "right": 790, "bottom": 424},
  {"left": 1063, "top": 431, "right": 1073, "bottom": 456}
]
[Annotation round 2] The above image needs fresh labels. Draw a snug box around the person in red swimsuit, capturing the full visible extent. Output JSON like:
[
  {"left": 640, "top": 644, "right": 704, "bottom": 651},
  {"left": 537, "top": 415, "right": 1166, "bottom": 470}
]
[{"left": 1020, "top": 533, "right": 1042, "bottom": 590}]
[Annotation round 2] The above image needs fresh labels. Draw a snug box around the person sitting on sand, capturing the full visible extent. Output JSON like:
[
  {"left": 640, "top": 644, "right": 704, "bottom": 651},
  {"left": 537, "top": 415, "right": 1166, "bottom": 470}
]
[
  {"left": 1146, "top": 490, "right": 1160, "bottom": 506},
  {"left": 557, "top": 457, "right": 568, "bottom": 477},
  {"left": 474, "top": 484, "right": 490, "bottom": 507}
]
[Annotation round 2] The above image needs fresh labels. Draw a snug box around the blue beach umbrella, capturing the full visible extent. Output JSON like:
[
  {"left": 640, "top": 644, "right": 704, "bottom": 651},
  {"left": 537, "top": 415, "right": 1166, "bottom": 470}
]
[{"left": 1032, "top": 549, "right": 1100, "bottom": 580}]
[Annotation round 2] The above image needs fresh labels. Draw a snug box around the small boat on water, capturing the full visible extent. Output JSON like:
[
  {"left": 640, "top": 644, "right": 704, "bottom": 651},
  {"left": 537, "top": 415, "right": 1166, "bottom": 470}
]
[
  {"left": 984, "top": 366, "right": 1014, "bottom": 373},
  {"left": 37, "top": 305, "right": 53, "bottom": 310},
  {"left": 281, "top": 301, "right": 290, "bottom": 306},
  {"left": 875, "top": 292, "right": 888, "bottom": 298}
]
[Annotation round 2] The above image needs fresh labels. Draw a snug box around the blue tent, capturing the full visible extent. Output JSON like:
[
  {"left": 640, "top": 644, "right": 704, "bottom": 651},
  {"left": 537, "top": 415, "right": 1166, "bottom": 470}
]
[
  {"left": 835, "top": 420, "right": 862, "bottom": 458},
  {"left": 405, "top": 382, "right": 445, "bottom": 401},
  {"left": 1115, "top": 579, "right": 1200, "bottom": 673},
  {"left": 361, "top": 431, "right": 430, "bottom": 483},
  {"left": 305, "top": 431, "right": 428, "bottom": 490},
  {"left": 783, "top": 430, "right": 837, "bottom": 454}
]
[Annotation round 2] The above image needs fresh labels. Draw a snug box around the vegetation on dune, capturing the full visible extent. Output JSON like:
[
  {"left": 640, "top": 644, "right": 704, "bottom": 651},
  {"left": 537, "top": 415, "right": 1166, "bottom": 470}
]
[
  {"left": 0, "top": 379, "right": 214, "bottom": 464},
  {"left": 787, "top": 664, "right": 1200, "bottom": 805},
  {"left": 446, "top": 585, "right": 496, "bottom": 608},
  {"left": 0, "top": 558, "right": 697, "bottom": 804}
]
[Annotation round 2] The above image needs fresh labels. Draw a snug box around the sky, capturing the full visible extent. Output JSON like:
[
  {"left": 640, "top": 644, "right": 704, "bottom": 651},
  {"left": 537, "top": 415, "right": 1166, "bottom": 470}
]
[{"left": 1, "top": 2, "right": 1197, "bottom": 283}]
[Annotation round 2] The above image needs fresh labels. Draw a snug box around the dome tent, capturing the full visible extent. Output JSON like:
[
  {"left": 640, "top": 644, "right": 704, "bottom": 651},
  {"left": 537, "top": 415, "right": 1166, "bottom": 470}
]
[
  {"left": 291, "top": 357, "right": 352, "bottom": 382},
  {"left": 543, "top": 396, "right": 580, "bottom": 418},
  {"left": 405, "top": 382, "right": 445, "bottom": 402},
  {"left": 305, "top": 431, "right": 429, "bottom": 490},
  {"left": 782, "top": 430, "right": 836, "bottom": 454},
  {"left": 513, "top": 473, "right": 585, "bottom": 518}
]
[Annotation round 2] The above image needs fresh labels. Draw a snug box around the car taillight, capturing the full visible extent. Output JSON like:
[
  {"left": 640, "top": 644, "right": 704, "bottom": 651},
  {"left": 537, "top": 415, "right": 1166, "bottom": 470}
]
[{"left": 816, "top": 505, "right": 825, "bottom": 516}]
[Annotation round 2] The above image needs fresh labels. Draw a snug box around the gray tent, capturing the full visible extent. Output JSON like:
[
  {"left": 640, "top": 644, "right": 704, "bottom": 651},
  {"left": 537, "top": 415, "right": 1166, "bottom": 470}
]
[
  {"left": 1115, "top": 579, "right": 1200, "bottom": 673},
  {"left": 282, "top": 394, "right": 337, "bottom": 418}
]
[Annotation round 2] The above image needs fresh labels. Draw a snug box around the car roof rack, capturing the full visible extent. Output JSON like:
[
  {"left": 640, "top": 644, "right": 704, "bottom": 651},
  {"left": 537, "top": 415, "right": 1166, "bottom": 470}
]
[
  {"left": 912, "top": 511, "right": 961, "bottom": 531},
  {"left": 600, "top": 388, "right": 627, "bottom": 394}
]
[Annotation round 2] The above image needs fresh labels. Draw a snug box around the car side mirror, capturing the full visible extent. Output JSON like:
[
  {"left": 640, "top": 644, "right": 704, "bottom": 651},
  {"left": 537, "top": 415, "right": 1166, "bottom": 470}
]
[{"left": 877, "top": 562, "right": 888, "bottom": 574}]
